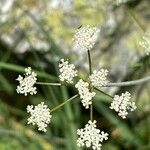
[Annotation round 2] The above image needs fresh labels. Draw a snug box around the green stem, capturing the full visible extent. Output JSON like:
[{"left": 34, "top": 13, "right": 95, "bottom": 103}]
[
  {"left": 88, "top": 50, "right": 92, "bottom": 74},
  {"left": 87, "top": 50, "right": 93, "bottom": 121},
  {"left": 103, "top": 76, "right": 150, "bottom": 87},
  {"left": 128, "top": 8, "right": 145, "bottom": 32},
  {"left": 94, "top": 87, "right": 113, "bottom": 99},
  {"left": 50, "top": 95, "right": 78, "bottom": 113},
  {"left": 0, "top": 62, "right": 57, "bottom": 81},
  {"left": 36, "top": 82, "right": 61, "bottom": 86}
]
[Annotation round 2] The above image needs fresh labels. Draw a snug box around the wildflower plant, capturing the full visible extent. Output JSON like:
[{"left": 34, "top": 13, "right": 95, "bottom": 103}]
[{"left": 15, "top": 25, "right": 150, "bottom": 149}]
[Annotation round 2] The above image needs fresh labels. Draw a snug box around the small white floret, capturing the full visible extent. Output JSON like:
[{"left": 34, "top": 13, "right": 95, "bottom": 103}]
[
  {"left": 16, "top": 67, "right": 37, "bottom": 96},
  {"left": 27, "top": 102, "right": 52, "bottom": 132},
  {"left": 110, "top": 91, "right": 137, "bottom": 119},
  {"left": 59, "top": 59, "right": 78, "bottom": 83},
  {"left": 139, "top": 30, "right": 150, "bottom": 55},
  {"left": 89, "top": 69, "right": 109, "bottom": 87},
  {"left": 77, "top": 120, "right": 108, "bottom": 150},
  {"left": 75, "top": 79, "right": 96, "bottom": 109},
  {"left": 72, "top": 25, "right": 100, "bottom": 52}
]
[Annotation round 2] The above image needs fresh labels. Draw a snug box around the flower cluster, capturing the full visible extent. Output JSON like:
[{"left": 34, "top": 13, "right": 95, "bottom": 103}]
[
  {"left": 75, "top": 79, "right": 96, "bottom": 109},
  {"left": 16, "top": 67, "right": 37, "bottom": 96},
  {"left": 110, "top": 91, "right": 137, "bottom": 119},
  {"left": 139, "top": 30, "right": 150, "bottom": 55},
  {"left": 72, "top": 25, "right": 100, "bottom": 52},
  {"left": 89, "top": 69, "right": 109, "bottom": 87},
  {"left": 15, "top": 25, "right": 137, "bottom": 150},
  {"left": 27, "top": 102, "right": 52, "bottom": 132},
  {"left": 77, "top": 120, "right": 108, "bottom": 150},
  {"left": 59, "top": 59, "right": 78, "bottom": 83}
]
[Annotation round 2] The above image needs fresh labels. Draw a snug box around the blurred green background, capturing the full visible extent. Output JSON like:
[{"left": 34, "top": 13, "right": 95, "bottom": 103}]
[{"left": 0, "top": 0, "right": 150, "bottom": 150}]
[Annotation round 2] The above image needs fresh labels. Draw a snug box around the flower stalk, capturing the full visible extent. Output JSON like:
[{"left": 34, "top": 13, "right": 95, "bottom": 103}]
[
  {"left": 87, "top": 50, "right": 93, "bottom": 121},
  {"left": 94, "top": 87, "right": 113, "bottom": 99},
  {"left": 50, "top": 94, "right": 78, "bottom": 113},
  {"left": 102, "top": 76, "right": 150, "bottom": 87},
  {"left": 36, "top": 76, "right": 150, "bottom": 87},
  {"left": 36, "top": 82, "right": 61, "bottom": 86}
]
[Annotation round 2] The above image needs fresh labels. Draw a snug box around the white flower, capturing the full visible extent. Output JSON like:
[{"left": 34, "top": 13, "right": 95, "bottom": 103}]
[
  {"left": 72, "top": 25, "right": 100, "bottom": 52},
  {"left": 27, "top": 102, "right": 52, "bottom": 132},
  {"left": 110, "top": 91, "right": 137, "bottom": 119},
  {"left": 59, "top": 59, "right": 78, "bottom": 83},
  {"left": 115, "top": 0, "right": 128, "bottom": 5},
  {"left": 77, "top": 120, "right": 108, "bottom": 150},
  {"left": 139, "top": 30, "right": 150, "bottom": 55},
  {"left": 16, "top": 67, "right": 37, "bottom": 96},
  {"left": 75, "top": 79, "right": 96, "bottom": 109},
  {"left": 89, "top": 69, "right": 109, "bottom": 87}
]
